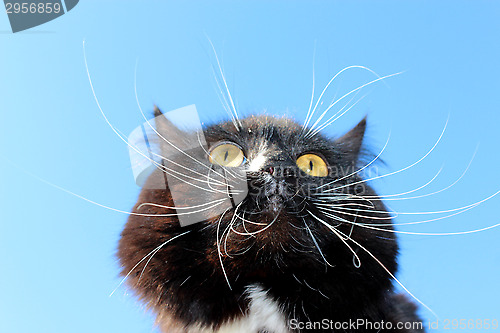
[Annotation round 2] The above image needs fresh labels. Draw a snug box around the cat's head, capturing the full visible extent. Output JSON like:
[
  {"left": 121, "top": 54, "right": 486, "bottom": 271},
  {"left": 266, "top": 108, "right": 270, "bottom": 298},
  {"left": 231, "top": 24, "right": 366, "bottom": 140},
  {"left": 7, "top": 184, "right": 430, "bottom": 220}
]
[{"left": 119, "top": 110, "right": 398, "bottom": 311}]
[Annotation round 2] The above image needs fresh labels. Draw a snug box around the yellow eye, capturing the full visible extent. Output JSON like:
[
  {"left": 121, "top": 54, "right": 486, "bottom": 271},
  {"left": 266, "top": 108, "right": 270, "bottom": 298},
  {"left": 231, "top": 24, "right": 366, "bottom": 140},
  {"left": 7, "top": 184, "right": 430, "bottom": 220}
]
[
  {"left": 209, "top": 143, "right": 245, "bottom": 167},
  {"left": 296, "top": 154, "right": 328, "bottom": 177}
]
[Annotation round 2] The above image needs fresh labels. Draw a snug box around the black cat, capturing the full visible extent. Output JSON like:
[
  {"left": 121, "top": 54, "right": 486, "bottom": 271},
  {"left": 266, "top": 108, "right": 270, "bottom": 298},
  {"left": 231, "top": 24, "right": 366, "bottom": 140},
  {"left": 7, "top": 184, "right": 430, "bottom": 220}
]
[{"left": 118, "top": 109, "right": 424, "bottom": 333}]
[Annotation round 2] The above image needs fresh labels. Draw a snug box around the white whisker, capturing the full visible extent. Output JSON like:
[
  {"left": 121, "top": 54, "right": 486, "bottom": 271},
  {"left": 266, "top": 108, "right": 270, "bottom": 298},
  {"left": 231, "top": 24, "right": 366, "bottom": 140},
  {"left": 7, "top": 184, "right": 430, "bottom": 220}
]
[
  {"left": 335, "top": 227, "right": 437, "bottom": 318},
  {"left": 303, "top": 65, "right": 382, "bottom": 135},
  {"left": 304, "top": 69, "right": 401, "bottom": 138},
  {"left": 306, "top": 93, "right": 367, "bottom": 138},
  {"left": 134, "top": 61, "right": 234, "bottom": 185},
  {"left": 301, "top": 43, "right": 317, "bottom": 135},
  {"left": 319, "top": 189, "right": 500, "bottom": 217},
  {"left": 110, "top": 231, "right": 191, "bottom": 297},
  {"left": 137, "top": 199, "right": 226, "bottom": 211},
  {"left": 324, "top": 115, "right": 449, "bottom": 192},
  {"left": 211, "top": 65, "right": 239, "bottom": 129},
  {"left": 308, "top": 209, "right": 436, "bottom": 317},
  {"left": 307, "top": 210, "right": 361, "bottom": 268},
  {"left": 303, "top": 218, "right": 335, "bottom": 268},
  {"left": 317, "top": 129, "right": 392, "bottom": 190},
  {"left": 316, "top": 205, "right": 500, "bottom": 234},
  {"left": 369, "top": 145, "right": 478, "bottom": 202},
  {"left": 85, "top": 42, "right": 228, "bottom": 195},
  {"left": 207, "top": 37, "right": 241, "bottom": 130},
  {"left": 216, "top": 208, "right": 233, "bottom": 290},
  {"left": 231, "top": 209, "right": 282, "bottom": 236}
]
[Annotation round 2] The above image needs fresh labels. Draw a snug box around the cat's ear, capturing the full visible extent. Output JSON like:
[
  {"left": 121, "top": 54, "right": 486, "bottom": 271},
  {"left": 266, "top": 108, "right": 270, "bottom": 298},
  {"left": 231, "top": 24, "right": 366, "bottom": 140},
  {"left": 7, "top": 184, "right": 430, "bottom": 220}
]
[
  {"left": 335, "top": 117, "right": 366, "bottom": 158},
  {"left": 153, "top": 105, "right": 184, "bottom": 138},
  {"left": 154, "top": 105, "right": 163, "bottom": 118},
  {"left": 154, "top": 105, "right": 171, "bottom": 132},
  {"left": 152, "top": 105, "right": 189, "bottom": 152}
]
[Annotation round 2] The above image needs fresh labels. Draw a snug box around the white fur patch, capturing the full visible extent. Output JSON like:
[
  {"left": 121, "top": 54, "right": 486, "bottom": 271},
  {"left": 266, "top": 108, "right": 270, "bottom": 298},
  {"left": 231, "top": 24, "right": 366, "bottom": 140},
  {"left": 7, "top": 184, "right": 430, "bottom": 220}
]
[
  {"left": 182, "top": 284, "right": 290, "bottom": 333},
  {"left": 247, "top": 151, "right": 268, "bottom": 172},
  {"left": 216, "top": 284, "right": 290, "bottom": 333}
]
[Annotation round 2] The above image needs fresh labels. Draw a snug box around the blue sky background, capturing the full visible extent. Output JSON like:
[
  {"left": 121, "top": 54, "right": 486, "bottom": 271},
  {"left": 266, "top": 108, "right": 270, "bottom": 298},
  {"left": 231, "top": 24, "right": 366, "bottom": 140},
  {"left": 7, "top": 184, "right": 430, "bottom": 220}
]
[{"left": 1, "top": 1, "right": 499, "bottom": 332}]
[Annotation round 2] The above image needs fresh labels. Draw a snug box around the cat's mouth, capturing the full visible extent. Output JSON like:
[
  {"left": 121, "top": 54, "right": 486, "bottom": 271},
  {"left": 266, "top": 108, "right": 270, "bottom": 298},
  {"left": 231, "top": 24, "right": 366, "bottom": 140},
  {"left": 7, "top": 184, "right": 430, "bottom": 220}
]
[
  {"left": 246, "top": 172, "right": 294, "bottom": 217},
  {"left": 265, "top": 195, "right": 284, "bottom": 213}
]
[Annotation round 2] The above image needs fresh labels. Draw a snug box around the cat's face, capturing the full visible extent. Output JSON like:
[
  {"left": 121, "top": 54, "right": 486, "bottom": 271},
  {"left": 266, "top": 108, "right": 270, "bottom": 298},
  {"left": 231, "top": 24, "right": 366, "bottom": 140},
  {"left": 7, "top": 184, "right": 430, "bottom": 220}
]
[{"left": 120, "top": 113, "right": 398, "bottom": 304}]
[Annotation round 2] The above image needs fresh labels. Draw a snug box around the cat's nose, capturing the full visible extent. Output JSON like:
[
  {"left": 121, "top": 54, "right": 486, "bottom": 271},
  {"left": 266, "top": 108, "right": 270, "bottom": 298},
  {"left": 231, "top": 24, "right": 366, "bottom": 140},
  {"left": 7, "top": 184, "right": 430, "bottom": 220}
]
[
  {"left": 259, "top": 163, "right": 296, "bottom": 179},
  {"left": 262, "top": 166, "right": 274, "bottom": 175}
]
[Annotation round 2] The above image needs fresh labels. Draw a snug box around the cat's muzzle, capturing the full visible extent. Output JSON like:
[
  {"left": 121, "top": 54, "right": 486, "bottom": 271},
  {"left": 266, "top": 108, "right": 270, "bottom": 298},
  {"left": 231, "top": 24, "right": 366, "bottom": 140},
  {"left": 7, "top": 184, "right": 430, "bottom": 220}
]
[{"left": 247, "top": 170, "right": 292, "bottom": 214}]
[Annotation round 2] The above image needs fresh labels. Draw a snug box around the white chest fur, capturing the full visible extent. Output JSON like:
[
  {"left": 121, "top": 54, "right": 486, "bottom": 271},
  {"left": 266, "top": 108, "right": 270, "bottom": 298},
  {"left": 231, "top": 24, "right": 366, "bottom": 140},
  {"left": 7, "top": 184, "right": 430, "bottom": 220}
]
[
  {"left": 215, "top": 284, "right": 290, "bottom": 333},
  {"left": 180, "top": 284, "right": 290, "bottom": 333}
]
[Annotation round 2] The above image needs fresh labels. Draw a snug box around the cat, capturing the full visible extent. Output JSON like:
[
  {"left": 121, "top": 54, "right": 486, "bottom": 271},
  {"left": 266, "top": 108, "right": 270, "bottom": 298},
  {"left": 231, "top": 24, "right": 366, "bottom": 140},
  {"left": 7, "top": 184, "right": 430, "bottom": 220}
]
[{"left": 117, "top": 105, "right": 425, "bottom": 333}]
